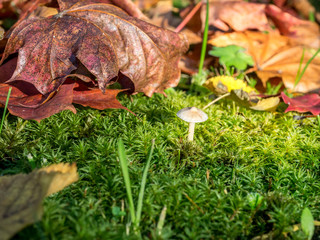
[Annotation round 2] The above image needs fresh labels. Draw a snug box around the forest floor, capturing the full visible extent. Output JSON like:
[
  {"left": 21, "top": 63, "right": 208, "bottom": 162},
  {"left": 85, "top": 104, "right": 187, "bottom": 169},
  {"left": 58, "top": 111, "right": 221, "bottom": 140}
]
[{"left": 1, "top": 90, "right": 320, "bottom": 239}]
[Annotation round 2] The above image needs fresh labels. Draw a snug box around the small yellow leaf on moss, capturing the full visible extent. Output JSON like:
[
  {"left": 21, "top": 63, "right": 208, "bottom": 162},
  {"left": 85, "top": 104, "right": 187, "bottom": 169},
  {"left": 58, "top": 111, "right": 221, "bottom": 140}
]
[
  {"left": 0, "top": 163, "right": 78, "bottom": 240},
  {"left": 204, "top": 76, "right": 256, "bottom": 95},
  {"left": 250, "top": 97, "right": 280, "bottom": 111}
]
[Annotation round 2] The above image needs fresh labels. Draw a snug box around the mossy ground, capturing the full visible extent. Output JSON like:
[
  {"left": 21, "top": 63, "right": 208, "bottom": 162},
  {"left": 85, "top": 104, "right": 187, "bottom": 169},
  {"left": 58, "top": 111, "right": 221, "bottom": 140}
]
[{"left": 1, "top": 90, "right": 320, "bottom": 239}]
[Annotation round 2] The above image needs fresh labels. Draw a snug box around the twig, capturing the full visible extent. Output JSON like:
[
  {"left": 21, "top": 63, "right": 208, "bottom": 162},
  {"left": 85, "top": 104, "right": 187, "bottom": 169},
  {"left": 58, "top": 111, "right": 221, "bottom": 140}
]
[
  {"left": 183, "top": 192, "right": 205, "bottom": 214},
  {"left": 175, "top": 1, "right": 203, "bottom": 33}
]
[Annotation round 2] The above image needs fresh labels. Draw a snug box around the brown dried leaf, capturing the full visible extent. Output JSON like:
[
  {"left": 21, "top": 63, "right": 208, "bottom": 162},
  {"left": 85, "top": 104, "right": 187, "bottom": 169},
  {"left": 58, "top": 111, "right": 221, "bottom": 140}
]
[
  {"left": 57, "top": 0, "right": 148, "bottom": 20},
  {"left": 209, "top": 31, "right": 320, "bottom": 93},
  {"left": 72, "top": 81, "right": 131, "bottom": 112},
  {"left": 135, "top": 0, "right": 160, "bottom": 11},
  {"left": 0, "top": 163, "right": 78, "bottom": 240},
  {"left": 0, "top": 82, "right": 76, "bottom": 122},
  {"left": 201, "top": 1, "right": 270, "bottom": 32},
  {"left": 265, "top": 4, "right": 320, "bottom": 48},
  {"left": 1, "top": 0, "right": 188, "bottom": 98},
  {"left": 38, "top": 163, "right": 79, "bottom": 196},
  {"left": 0, "top": 79, "right": 131, "bottom": 121},
  {"left": 0, "top": 26, "right": 4, "bottom": 40}
]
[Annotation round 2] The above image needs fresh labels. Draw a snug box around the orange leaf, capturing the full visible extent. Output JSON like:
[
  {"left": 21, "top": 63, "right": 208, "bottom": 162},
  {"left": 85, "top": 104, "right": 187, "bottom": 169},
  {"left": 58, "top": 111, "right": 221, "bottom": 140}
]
[
  {"left": 201, "top": 1, "right": 270, "bottom": 32},
  {"left": 209, "top": 31, "right": 320, "bottom": 93}
]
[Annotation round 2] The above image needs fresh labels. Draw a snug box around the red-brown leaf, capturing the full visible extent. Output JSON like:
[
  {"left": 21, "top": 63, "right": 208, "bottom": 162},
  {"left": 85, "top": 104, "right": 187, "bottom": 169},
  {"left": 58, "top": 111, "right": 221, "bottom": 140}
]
[
  {"left": 72, "top": 81, "right": 131, "bottom": 112},
  {"left": 1, "top": 0, "right": 188, "bottom": 97},
  {"left": 57, "top": 0, "right": 147, "bottom": 19},
  {"left": 0, "top": 83, "right": 76, "bottom": 122},
  {"left": 281, "top": 92, "right": 320, "bottom": 115},
  {"left": 0, "top": 80, "right": 131, "bottom": 121}
]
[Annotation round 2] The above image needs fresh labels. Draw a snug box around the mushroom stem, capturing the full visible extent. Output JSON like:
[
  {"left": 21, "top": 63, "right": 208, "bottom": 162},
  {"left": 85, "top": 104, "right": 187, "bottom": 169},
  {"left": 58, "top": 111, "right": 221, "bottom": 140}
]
[{"left": 188, "top": 122, "right": 195, "bottom": 141}]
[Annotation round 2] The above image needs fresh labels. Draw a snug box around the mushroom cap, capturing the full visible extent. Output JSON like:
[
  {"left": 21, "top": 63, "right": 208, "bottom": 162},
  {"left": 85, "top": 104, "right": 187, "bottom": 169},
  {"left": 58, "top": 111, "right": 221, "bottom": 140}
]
[{"left": 177, "top": 107, "right": 208, "bottom": 123}]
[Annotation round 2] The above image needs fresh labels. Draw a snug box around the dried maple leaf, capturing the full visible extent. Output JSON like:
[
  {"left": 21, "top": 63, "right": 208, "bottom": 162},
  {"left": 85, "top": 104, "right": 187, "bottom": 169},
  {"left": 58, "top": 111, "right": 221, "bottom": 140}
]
[
  {"left": 201, "top": 1, "right": 270, "bottom": 32},
  {"left": 209, "top": 31, "right": 320, "bottom": 93},
  {"left": 0, "top": 57, "right": 130, "bottom": 121},
  {"left": 1, "top": 0, "right": 188, "bottom": 97},
  {"left": 0, "top": 80, "right": 130, "bottom": 121},
  {"left": 281, "top": 92, "right": 320, "bottom": 115},
  {"left": 265, "top": 4, "right": 320, "bottom": 48},
  {"left": 0, "top": 82, "right": 76, "bottom": 121},
  {"left": 72, "top": 81, "right": 131, "bottom": 112},
  {"left": 0, "top": 163, "right": 78, "bottom": 240},
  {"left": 57, "top": 0, "right": 148, "bottom": 20},
  {"left": 0, "top": 0, "right": 52, "bottom": 32}
]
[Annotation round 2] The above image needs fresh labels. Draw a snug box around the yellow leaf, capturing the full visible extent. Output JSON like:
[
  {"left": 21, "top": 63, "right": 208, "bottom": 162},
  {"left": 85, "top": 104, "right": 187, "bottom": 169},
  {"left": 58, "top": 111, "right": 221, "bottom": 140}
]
[
  {"left": 39, "top": 163, "right": 79, "bottom": 196},
  {"left": 0, "top": 163, "right": 78, "bottom": 240},
  {"left": 250, "top": 97, "right": 280, "bottom": 111},
  {"left": 204, "top": 76, "right": 256, "bottom": 95},
  {"left": 29, "top": 6, "right": 58, "bottom": 18}
]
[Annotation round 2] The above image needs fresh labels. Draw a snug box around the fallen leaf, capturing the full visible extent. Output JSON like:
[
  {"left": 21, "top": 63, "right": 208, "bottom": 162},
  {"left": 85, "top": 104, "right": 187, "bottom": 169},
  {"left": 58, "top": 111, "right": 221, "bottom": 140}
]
[
  {"left": 273, "top": 0, "right": 286, "bottom": 7},
  {"left": 204, "top": 75, "right": 280, "bottom": 111},
  {"left": 228, "top": 89, "right": 253, "bottom": 108},
  {"left": 265, "top": 4, "right": 320, "bottom": 48},
  {"left": 1, "top": 0, "right": 188, "bottom": 98},
  {"left": 290, "top": 0, "right": 315, "bottom": 19},
  {"left": 148, "top": 1, "right": 202, "bottom": 45},
  {"left": 38, "top": 163, "right": 79, "bottom": 196},
  {"left": 0, "top": 26, "right": 4, "bottom": 40},
  {"left": 72, "top": 81, "right": 131, "bottom": 112},
  {"left": 204, "top": 75, "right": 256, "bottom": 95},
  {"left": 0, "top": 82, "right": 76, "bottom": 122},
  {"left": 273, "top": 0, "right": 316, "bottom": 20},
  {"left": 0, "top": 0, "right": 30, "bottom": 9},
  {"left": 29, "top": 6, "right": 58, "bottom": 18},
  {"left": 0, "top": 163, "right": 78, "bottom": 240},
  {"left": 0, "top": 0, "right": 52, "bottom": 35},
  {"left": 135, "top": 0, "right": 160, "bottom": 11},
  {"left": 201, "top": 1, "right": 270, "bottom": 32},
  {"left": 209, "top": 31, "right": 320, "bottom": 93},
  {"left": 281, "top": 92, "right": 320, "bottom": 115},
  {"left": 250, "top": 97, "right": 280, "bottom": 111},
  {"left": 0, "top": 79, "right": 131, "bottom": 121},
  {"left": 57, "top": 0, "right": 148, "bottom": 20}
]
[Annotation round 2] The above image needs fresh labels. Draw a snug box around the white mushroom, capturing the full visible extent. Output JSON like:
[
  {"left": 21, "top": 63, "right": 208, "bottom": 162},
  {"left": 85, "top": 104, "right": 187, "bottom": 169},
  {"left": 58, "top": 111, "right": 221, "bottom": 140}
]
[{"left": 176, "top": 107, "right": 208, "bottom": 141}]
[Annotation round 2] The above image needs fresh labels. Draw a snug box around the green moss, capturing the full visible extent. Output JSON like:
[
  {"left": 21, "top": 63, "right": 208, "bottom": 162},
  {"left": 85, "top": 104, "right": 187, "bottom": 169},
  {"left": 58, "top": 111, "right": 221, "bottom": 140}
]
[{"left": 1, "top": 90, "right": 319, "bottom": 239}]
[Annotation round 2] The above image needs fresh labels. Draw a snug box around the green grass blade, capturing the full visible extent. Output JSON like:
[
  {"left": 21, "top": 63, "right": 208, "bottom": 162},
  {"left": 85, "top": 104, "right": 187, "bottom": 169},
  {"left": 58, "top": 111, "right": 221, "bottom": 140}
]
[
  {"left": 156, "top": 206, "right": 167, "bottom": 236},
  {"left": 309, "top": 11, "right": 315, "bottom": 22},
  {"left": 198, "top": 0, "right": 209, "bottom": 75},
  {"left": 118, "top": 139, "right": 136, "bottom": 225},
  {"left": 0, "top": 87, "right": 12, "bottom": 135},
  {"left": 295, "top": 48, "right": 320, "bottom": 89},
  {"left": 294, "top": 48, "right": 305, "bottom": 88},
  {"left": 136, "top": 139, "right": 155, "bottom": 226},
  {"left": 301, "top": 207, "right": 314, "bottom": 240}
]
